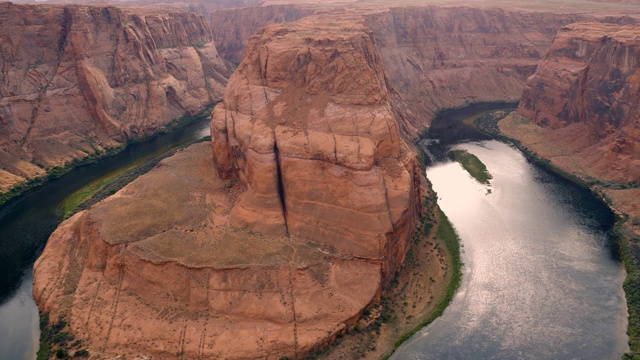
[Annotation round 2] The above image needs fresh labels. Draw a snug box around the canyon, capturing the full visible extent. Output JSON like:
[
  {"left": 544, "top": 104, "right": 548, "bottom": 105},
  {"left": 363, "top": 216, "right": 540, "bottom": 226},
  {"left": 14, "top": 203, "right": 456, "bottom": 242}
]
[
  {"left": 509, "top": 22, "right": 640, "bottom": 184},
  {"left": 0, "top": 2, "right": 230, "bottom": 193},
  {"left": 500, "top": 21, "right": 640, "bottom": 353},
  {"left": 12, "top": 0, "right": 640, "bottom": 359},
  {"left": 33, "top": 15, "right": 423, "bottom": 358},
  {"left": 210, "top": 5, "right": 638, "bottom": 138}
]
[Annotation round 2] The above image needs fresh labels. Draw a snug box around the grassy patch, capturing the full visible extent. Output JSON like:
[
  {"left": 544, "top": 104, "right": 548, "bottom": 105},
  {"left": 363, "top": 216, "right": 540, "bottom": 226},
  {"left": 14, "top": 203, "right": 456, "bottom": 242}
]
[
  {"left": 385, "top": 207, "right": 462, "bottom": 355},
  {"left": 0, "top": 105, "right": 215, "bottom": 207},
  {"left": 58, "top": 175, "right": 120, "bottom": 219},
  {"left": 614, "top": 221, "right": 640, "bottom": 358},
  {"left": 38, "top": 313, "right": 89, "bottom": 359},
  {"left": 450, "top": 149, "right": 492, "bottom": 185}
]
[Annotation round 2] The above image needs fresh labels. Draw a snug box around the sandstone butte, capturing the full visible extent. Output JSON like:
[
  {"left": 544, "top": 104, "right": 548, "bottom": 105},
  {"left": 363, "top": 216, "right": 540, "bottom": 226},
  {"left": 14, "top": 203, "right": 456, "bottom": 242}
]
[
  {"left": 33, "top": 15, "right": 424, "bottom": 359},
  {"left": 506, "top": 22, "right": 640, "bottom": 184},
  {"left": 0, "top": 2, "right": 230, "bottom": 193}
]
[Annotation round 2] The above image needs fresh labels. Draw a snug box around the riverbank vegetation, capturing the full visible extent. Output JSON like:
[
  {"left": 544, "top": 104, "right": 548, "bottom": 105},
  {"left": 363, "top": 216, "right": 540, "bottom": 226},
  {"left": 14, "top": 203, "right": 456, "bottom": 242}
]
[
  {"left": 312, "top": 179, "right": 463, "bottom": 359},
  {"left": 0, "top": 105, "right": 215, "bottom": 207},
  {"left": 59, "top": 136, "right": 211, "bottom": 220},
  {"left": 450, "top": 149, "right": 492, "bottom": 185},
  {"left": 37, "top": 314, "right": 88, "bottom": 359}
]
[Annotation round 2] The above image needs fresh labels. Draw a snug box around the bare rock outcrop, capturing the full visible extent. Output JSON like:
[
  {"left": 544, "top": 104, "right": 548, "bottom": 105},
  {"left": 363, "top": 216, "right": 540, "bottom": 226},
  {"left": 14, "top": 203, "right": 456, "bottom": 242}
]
[
  {"left": 0, "top": 2, "right": 230, "bottom": 192},
  {"left": 33, "top": 15, "right": 423, "bottom": 359},
  {"left": 208, "top": 4, "right": 593, "bottom": 139},
  {"left": 514, "top": 22, "right": 640, "bottom": 183},
  {"left": 210, "top": 5, "right": 315, "bottom": 65},
  {"left": 211, "top": 16, "right": 423, "bottom": 284},
  {"left": 364, "top": 6, "right": 591, "bottom": 137}
]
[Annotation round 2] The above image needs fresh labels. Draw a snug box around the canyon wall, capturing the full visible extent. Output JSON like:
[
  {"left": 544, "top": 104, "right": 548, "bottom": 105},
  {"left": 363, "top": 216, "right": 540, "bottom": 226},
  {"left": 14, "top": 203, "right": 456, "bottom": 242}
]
[
  {"left": 210, "top": 5, "right": 315, "bottom": 65},
  {"left": 211, "top": 15, "right": 423, "bottom": 285},
  {"left": 34, "top": 15, "right": 423, "bottom": 359},
  {"left": 209, "top": 5, "right": 591, "bottom": 138},
  {"left": 364, "top": 7, "right": 590, "bottom": 137},
  {"left": 0, "top": 2, "right": 230, "bottom": 192},
  {"left": 514, "top": 22, "right": 640, "bottom": 183}
]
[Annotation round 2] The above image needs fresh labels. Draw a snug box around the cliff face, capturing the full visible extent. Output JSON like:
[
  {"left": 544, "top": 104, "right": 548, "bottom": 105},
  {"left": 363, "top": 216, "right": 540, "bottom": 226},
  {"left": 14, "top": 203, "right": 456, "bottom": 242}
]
[
  {"left": 208, "top": 4, "right": 590, "bottom": 139},
  {"left": 364, "top": 6, "right": 589, "bottom": 137},
  {"left": 0, "top": 2, "right": 230, "bottom": 192},
  {"left": 211, "top": 16, "right": 423, "bottom": 284},
  {"left": 210, "top": 5, "right": 314, "bottom": 65},
  {"left": 33, "top": 15, "right": 423, "bottom": 359},
  {"left": 515, "top": 22, "right": 640, "bottom": 182}
]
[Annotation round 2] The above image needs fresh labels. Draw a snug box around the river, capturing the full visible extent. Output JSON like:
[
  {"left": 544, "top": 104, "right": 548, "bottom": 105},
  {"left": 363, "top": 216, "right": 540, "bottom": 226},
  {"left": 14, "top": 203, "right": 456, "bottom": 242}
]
[
  {"left": 0, "top": 106, "right": 629, "bottom": 359},
  {"left": 392, "top": 106, "right": 629, "bottom": 359},
  {"left": 0, "top": 117, "right": 210, "bottom": 360}
]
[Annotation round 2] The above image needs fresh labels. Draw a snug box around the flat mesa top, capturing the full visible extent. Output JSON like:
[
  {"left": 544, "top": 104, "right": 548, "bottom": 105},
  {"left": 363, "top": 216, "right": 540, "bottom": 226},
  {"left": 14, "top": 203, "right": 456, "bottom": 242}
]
[
  {"left": 88, "top": 142, "right": 334, "bottom": 269},
  {"left": 560, "top": 22, "right": 640, "bottom": 44}
]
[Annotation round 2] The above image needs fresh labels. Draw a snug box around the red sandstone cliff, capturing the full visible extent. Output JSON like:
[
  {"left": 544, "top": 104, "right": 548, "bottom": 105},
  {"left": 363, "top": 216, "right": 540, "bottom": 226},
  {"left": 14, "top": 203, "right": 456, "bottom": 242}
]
[
  {"left": 211, "top": 15, "right": 423, "bottom": 285},
  {"left": 0, "top": 2, "right": 230, "bottom": 192},
  {"left": 210, "top": 5, "right": 314, "bottom": 65},
  {"left": 208, "top": 5, "right": 592, "bottom": 138},
  {"left": 33, "top": 15, "right": 423, "bottom": 359},
  {"left": 364, "top": 7, "right": 591, "bottom": 137},
  {"left": 515, "top": 22, "right": 640, "bottom": 183}
]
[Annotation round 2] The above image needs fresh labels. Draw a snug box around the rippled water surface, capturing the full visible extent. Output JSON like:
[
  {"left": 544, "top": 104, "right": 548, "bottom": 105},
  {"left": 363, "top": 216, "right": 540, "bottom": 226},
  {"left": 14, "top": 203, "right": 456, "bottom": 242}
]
[{"left": 392, "top": 140, "right": 628, "bottom": 359}]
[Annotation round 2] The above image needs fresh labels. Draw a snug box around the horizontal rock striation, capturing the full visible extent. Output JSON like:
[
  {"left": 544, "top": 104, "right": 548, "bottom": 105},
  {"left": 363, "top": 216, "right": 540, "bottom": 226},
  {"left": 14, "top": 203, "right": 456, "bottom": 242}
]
[
  {"left": 210, "top": 4, "right": 315, "bottom": 65},
  {"left": 208, "top": 4, "right": 596, "bottom": 139},
  {"left": 34, "top": 15, "right": 423, "bottom": 359},
  {"left": 515, "top": 22, "right": 640, "bottom": 182},
  {"left": 0, "top": 2, "right": 230, "bottom": 191},
  {"left": 211, "top": 16, "right": 423, "bottom": 284},
  {"left": 364, "top": 6, "right": 590, "bottom": 137}
]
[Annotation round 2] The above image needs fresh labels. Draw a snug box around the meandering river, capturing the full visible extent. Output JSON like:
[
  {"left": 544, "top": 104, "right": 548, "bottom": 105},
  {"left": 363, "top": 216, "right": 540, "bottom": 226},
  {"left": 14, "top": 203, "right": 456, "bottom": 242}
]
[
  {"left": 0, "top": 105, "right": 629, "bottom": 359},
  {"left": 392, "top": 107, "right": 628, "bottom": 359},
  {"left": 0, "top": 117, "right": 210, "bottom": 360}
]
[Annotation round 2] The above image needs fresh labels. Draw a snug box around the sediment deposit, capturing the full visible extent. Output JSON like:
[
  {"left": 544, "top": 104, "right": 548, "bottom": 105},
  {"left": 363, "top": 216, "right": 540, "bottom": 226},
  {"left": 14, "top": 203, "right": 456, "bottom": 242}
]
[
  {"left": 0, "top": 2, "right": 230, "bottom": 191},
  {"left": 33, "top": 16, "right": 423, "bottom": 359}
]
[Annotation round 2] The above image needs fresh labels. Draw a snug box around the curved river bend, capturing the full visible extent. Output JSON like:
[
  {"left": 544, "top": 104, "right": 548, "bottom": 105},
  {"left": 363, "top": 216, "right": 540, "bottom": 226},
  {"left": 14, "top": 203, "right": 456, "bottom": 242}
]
[
  {"left": 393, "top": 134, "right": 628, "bottom": 358},
  {"left": 0, "top": 106, "right": 629, "bottom": 359},
  {"left": 0, "top": 118, "right": 210, "bottom": 360}
]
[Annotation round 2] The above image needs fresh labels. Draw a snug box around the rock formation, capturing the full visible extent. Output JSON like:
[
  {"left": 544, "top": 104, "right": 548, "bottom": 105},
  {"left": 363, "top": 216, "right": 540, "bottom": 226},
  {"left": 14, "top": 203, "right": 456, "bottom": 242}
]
[
  {"left": 0, "top": 2, "right": 230, "bottom": 192},
  {"left": 209, "top": 4, "right": 596, "bottom": 138},
  {"left": 513, "top": 22, "right": 640, "bottom": 183},
  {"left": 210, "top": 5, "right": 314, "bottom": 66},
  {"left": 364, "top": 7, "right": 592, "bottom": 137},
  {"left": 33, "top": 15, "right": 423, "bottom": 359}
]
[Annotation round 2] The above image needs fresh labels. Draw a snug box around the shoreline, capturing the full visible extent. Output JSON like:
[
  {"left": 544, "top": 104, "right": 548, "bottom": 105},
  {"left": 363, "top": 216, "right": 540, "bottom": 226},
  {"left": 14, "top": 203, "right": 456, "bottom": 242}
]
[
  {"left": 0, "top": 105, "right": 215, "bottom": 207},
  {"left": 313, "top": 156, "right": 463, "bottom": 359},
  {"left": 489, "top": 112, "right": 639, "bottom": 359}
]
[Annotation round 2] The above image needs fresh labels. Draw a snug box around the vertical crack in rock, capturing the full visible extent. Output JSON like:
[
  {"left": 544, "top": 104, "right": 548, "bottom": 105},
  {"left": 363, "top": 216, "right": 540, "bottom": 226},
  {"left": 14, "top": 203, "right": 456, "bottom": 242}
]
[{"left": 274, "top": 140, "right": 289, "bottom": 234}]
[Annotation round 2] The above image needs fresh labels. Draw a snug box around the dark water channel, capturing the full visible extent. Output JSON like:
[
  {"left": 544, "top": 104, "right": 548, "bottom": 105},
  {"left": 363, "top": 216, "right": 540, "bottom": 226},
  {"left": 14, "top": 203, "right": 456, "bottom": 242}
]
[
  {"left": 392, "top": 104, "right": 628, "bottom": 359},
  {"left": 0, "top": 117, "right": 210, "bottom": 360}
]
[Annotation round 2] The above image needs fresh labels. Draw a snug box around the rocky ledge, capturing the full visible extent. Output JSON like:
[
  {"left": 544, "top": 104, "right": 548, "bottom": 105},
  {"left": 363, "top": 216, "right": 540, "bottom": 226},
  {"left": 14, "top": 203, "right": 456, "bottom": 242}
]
[
  {"left": 511, "top": 22, "right": 640, "bottom": 183},
  {"left": 33, "top": 15, "right": 423, "bottom": 359},
  {"left": 0, "top": 2, "right": 230, "bottom": 192}
]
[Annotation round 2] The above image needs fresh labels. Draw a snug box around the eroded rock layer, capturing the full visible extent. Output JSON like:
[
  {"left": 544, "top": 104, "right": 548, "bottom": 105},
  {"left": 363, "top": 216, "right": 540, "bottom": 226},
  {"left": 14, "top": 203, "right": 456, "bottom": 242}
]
[
  {"left": 209, "top": 4, "right": 595, "bottom": 138},
  {"left": 211, "top": 16, "right": 423, "bottom": 284},
  {"left": 0, "top": 2, "right": 230, "bottom": 191},
  {"left": 34, "top": 15, "right": 422, "bottom": 359},
  {"left": 210, "top": 5, "right": 315, "bottom": 65},
  {"left": 514, "top": 22, "right": 640, "bottom": 182},
  {"left": 364, "top": 7, "right": 591, "bottom": 137}
]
